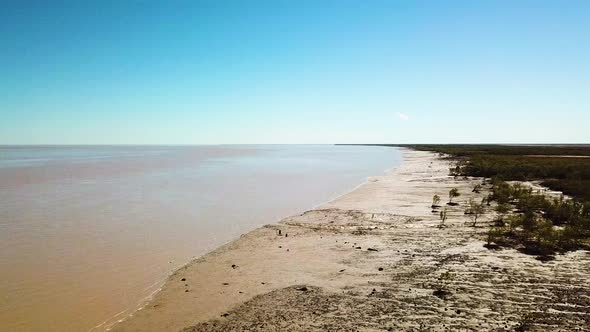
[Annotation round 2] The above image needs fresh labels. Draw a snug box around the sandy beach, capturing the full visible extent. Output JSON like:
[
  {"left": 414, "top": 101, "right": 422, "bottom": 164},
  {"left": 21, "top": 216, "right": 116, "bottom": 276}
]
[
  {"left": 112, "top": 149, "right": 590, "bottom": 331},
  {"left": 7, "top": 2, "right": 590, "bottom": 331}
]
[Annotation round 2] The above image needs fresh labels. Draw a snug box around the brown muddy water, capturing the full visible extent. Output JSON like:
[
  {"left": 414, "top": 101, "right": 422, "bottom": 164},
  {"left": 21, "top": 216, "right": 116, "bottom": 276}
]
[{"left": 0, "top": 145, "right": 401, "bottom": 331}]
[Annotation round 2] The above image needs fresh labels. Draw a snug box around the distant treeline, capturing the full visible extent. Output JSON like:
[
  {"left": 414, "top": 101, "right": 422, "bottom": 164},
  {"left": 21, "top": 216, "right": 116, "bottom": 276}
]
[
  {"left": 391, "top": 144, "right": 590, "bottom": 202},
  {"left": 394, "top": 144, "right": 590, "bottom": 157}
]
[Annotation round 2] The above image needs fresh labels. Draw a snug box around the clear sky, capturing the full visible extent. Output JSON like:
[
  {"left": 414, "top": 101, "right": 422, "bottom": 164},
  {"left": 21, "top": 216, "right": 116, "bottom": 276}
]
[{"left": 2, "top": 0, "right": 589, "bottom": 144}]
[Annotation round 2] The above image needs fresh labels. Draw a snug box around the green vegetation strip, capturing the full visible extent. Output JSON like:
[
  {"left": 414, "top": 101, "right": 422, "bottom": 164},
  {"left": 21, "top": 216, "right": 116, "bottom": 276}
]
[
  {"left": 403, "top": 144, "right": 590, "bottom": 260},
  {"left": 395, "top": 144, "right": 590, "bottom": 202}
]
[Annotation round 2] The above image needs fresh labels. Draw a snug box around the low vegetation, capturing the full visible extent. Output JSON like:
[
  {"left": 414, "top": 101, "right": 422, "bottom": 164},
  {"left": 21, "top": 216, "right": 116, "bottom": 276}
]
[
  {"left": 465, "top": 199, "right": 485, "bottom": 227},
  {"left": 400, "top": 144, "right": 590, "bottom": 202},
  {"left": 448, "top": 188, "right": 460, "bottom": 206},
  {"left": 438, "top": 208, "right": 447, "bottom": 228},
  {"left": 485, "top": 180, "right": 590, "bottom": 259},
  {"left": 404, "top": 144, "right": 590, "bottom": 260},
  {"left": 472, "top": 184, "right": 482, "bottom": 194},
  {"left": 431, "top": 194, "right": 441, "bottom": 209}
]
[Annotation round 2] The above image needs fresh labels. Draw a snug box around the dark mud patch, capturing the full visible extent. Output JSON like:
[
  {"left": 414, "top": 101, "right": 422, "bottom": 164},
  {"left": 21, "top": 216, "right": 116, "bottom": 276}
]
[
  {"left": 181, "top": 285, "right": 440, "bottom": 331},
  {"left": 180, "top": 281, "right": 590, "bottom": 332}
]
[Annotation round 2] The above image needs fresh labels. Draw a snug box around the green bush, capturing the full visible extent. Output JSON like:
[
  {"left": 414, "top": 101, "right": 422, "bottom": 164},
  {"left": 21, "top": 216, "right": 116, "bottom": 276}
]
[
  {"left": 398, "top": 144, "right": 590, "bottom": 201},
  {"left": 484, "top": 181, "right": 590, "bottom": 259},
  {"left": 396, "top": 144, "right": 590, "bottom": 258}
]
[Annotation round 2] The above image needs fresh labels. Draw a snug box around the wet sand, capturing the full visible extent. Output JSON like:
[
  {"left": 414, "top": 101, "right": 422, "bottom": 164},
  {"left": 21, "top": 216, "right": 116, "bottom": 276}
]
[{"left": 112, "top": 149, "right": 590, "bottom": 331}]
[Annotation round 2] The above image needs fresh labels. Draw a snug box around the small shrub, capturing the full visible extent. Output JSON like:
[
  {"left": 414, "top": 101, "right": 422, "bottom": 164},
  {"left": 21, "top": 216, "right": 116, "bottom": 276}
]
[
  {"left": 472, "top": 184, "right": 482, "bottom": 193},
  {"left": 431, "top": 195, "right": 441, "bottom": 209},
  {"left": 448, "top": 188, "right": 460, "bottom": 205},
  {"left": 494, "top": 203, "right": 512, "bottom": 225},
  {"left": 468, "top": 199, "right": 485, "bottom": 227}
]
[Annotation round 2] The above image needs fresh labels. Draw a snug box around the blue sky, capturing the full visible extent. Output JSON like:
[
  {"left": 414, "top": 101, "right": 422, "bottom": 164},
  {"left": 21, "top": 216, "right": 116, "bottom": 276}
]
[{"left": 2, "top": 0, "right": 589, "bottom": 144}]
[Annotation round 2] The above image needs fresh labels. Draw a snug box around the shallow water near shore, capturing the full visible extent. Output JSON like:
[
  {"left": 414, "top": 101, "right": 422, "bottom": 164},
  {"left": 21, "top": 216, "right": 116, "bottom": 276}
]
[{"left": 0, "top": 145, "right": 401, "bottom": 332}]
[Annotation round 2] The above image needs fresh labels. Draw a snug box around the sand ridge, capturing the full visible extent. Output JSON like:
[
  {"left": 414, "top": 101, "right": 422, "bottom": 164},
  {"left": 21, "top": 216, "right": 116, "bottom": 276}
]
[{"left": 112, "top": 149, "right": 590, "bottom": 331}]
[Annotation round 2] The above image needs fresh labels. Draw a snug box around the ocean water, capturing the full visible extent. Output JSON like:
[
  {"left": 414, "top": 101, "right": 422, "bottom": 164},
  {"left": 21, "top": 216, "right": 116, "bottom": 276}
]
[{"left": 0, "top": 145, "right": 401, "bottom": 331}]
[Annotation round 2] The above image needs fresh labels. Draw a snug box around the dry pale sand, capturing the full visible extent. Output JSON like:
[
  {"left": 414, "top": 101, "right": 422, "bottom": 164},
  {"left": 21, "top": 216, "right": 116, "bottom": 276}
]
[{"left": 111, "top": 149, "right": 590, "bottom": 332}]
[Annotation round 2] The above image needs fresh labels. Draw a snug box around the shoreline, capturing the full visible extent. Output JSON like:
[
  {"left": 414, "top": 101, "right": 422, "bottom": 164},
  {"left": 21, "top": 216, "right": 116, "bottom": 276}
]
[
  {"left": 112, "top": 149, "right": 590, "bottom": 331},
  {"left": 101, "top": 148, "right": 404, "bottom": 331}
]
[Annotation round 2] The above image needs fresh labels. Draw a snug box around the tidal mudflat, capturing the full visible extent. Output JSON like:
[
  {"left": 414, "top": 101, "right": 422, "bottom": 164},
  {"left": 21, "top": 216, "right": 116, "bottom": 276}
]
[{"left": 114, "top": 149, "right": 590, "bottom": 331}]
